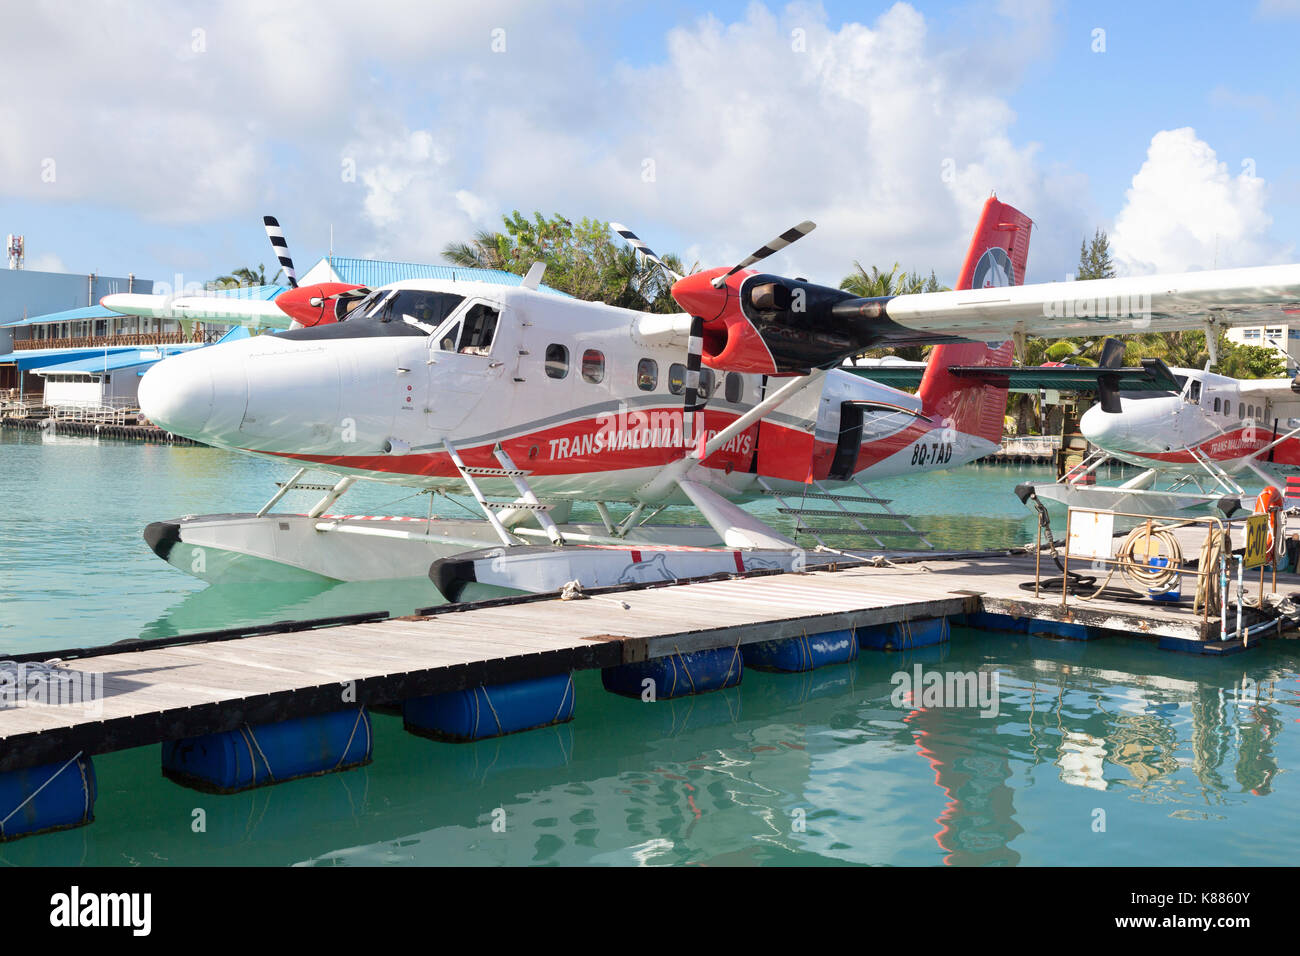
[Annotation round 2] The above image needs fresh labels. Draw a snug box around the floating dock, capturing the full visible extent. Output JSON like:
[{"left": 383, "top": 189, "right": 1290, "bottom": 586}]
[{"left": 0, "top": 531, "right": 1292, "bottom": 838}]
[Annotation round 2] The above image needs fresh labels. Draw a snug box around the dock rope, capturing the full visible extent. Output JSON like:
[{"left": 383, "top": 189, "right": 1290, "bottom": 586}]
[
  {"left": 240, "top": 725, "right": 276, "bottom": 783},
  {"left": 332, "top": 708, "right": 370, "bottom": 770}
]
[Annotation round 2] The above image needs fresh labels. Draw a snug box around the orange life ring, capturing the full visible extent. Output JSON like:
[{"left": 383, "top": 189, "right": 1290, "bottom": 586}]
[{"left": 1254, "top": 486, "right": 1285, "bottom": 554}]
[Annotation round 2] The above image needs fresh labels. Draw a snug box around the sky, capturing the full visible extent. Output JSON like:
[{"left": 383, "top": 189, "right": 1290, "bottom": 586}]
[{"left": 1, "top": 0, "right": 1298, "bottom": 290}]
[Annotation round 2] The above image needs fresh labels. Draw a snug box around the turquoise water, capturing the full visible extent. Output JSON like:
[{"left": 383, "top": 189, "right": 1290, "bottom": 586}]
[{"left": 1, "top": 427, "right": 1297, "bottom": 866}]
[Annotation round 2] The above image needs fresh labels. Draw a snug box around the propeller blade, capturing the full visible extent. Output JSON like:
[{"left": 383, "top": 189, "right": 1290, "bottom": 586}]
[
  {"left": 1096, "top": 338, "right": 1126, "bottom": 413},
  {"left": 610, "top": 222, "right": 682, "bottom": 282},
  {"left": 711, "top": 220, "right": 816, "bottom": 288},
  {"left": 262, "top": 215, "right": 298, "bottom": 289},
  {"left": 683, "top": 315, "right": 705, "bottom": 455},
  {"left": 1098, "top": 337, "right": 1125, "bottom": 369}
]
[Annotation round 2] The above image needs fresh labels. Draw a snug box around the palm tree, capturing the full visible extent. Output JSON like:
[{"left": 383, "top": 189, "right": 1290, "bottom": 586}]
[
  {"left": 212, "top": 264, "right": 268, "bottom": 290},
  {"left": 839, "top": 262, "right": 929, "bottom": 298},
  {"left": 442, "top": 230, "right": 514, "bottom": 271}
]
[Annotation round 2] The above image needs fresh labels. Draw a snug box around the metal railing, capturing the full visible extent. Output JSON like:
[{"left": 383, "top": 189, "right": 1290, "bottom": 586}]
[
  {"left": 11, "top": 332, "right": 196, "bottom": 351},
  {"left": 1044, "top": 506, "right": 1279, "bottom": 645},
  {"left": 48, "top": 401, "right": 135, "bottom": 425}
]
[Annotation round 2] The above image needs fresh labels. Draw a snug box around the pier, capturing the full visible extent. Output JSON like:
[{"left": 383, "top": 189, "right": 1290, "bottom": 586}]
[
  {"left": 1, "top": 404, "right": 204, "bottom": 445},
  {"left": 0, "top": 531, "right": 1291, "bottom": 787}
]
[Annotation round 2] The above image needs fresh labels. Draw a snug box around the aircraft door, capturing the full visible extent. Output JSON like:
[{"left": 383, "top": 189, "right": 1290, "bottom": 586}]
[{"left": 424, "top": 300, "right": 508, "bottom": 436}]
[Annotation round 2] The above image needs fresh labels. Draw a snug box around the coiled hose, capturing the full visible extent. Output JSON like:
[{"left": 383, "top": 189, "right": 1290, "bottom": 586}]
[{"left": 1019, "top": 485, "right": 1227, "bottom": 613}]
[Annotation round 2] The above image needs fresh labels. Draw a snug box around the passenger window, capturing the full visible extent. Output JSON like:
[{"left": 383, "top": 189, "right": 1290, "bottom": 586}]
[
  {"left": 545, "top": 344, "right": 569, "bottom": 379},
  {"left": 698, "top": 368, "right": 715, "bottom": 401},
  {"left": 582, "top": 349, "right": 605, "bottom": 384},
  {"left": 725, "top": 373, "right": 743, "bottom": 403},
  {"left": 667, "top": 363, "right": 686, "bottom": 395},
  {"left": 1225, "top": 401, "right": 1232, "bottom": 417},
  {"left": 457, "top": 303, "right": 499, "bottom": 355},
  {"left": 637, "top": 358, "right": 658, "bottom": 391},
  {"left": 1213, "top": 397, "right": 1220, "bottom": 412},
  {"left": 1238, "top": 404, "right": 1244, "bottom": 420}
]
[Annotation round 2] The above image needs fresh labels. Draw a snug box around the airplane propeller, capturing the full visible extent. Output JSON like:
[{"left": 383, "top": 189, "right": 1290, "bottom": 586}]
[
  {"left": 612, "top": 217, "right": 817, "bottom": 453},
  {"left": 710, "top": 220, "right": 817, "bottom": 288},
  {"left": 609, "top": 221, "right": 706, "bottom": 452},
  {"left": 263, "top": 215, "right": 298, "bottom": 289}
]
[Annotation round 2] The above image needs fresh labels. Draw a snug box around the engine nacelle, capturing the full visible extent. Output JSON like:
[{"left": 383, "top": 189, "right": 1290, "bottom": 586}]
[
  {"left": 671, "top": 269, "right": 951, "bottom": 376},
  {"left": 274, "top": 282, "right": 368, "bottom": 327}
]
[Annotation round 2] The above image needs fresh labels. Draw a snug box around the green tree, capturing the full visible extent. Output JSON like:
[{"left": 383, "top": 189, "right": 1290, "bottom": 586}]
[
  {"left": 1076, "top": 228, "right": 1115, "bottom": 280},
  {"left": 211, "top": 264, "right": 268, "bottom": 289},
  {"left": 441, "top": 212, "right": 692, "bottom": 312},
  {"left": 1216, "top": 339, "right": 1288, "bottom": 379},
  {"left": 442, "top": 230, "right": 513, "bottom": 272},
  {"left": 840, "top": 264, "right": 948, "bottom": 362}
]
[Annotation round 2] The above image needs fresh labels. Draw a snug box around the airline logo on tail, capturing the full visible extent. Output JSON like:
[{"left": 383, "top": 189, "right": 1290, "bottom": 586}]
[{"left": 973, "top": 247, "right": 1015, "bottom": 288}]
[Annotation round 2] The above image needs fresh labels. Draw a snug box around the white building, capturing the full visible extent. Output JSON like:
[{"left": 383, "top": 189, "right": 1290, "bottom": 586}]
[{"left": 1224, "top": 324, "right": 1299, "bottom": 370}]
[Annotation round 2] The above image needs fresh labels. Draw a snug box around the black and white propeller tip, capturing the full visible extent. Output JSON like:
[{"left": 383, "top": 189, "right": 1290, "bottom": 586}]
[
  {"left": 711, "top": 220, "right": 817, "bottom": 288},
  {"left": 262, "top": 215, "right": 298, "bottom": 289},
  {"left": 609, "top": 221, "right": 682, "bottom": 282}
]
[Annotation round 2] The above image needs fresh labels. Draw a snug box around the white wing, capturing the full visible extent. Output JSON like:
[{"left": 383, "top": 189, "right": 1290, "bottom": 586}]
[
  {"left": 102, "top": 293, "right": 292, "bottom": 330},
  {"left": 877, "top": 263, "right": 1300, "bottom": 340}
]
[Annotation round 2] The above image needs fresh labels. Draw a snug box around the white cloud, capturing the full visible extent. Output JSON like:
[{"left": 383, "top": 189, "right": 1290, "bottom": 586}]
[
  {"left": 1110, "top": 128, "right": 1292, "bottom": 274},
  {"left": 26, "top": 253, "right": 67, "bottom": 274},
  {"left": 344, "top": 1, "right": 1086, "bottom": 283}
]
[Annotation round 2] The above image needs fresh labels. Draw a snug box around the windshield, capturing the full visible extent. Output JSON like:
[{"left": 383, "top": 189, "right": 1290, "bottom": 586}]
[{"left": 350, "top": 290, "right": 465, "bottom": 333}]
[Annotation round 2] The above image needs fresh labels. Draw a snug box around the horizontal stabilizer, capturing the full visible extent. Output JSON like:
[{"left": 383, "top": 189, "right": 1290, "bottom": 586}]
[{"left": 849, "top": 358, "right": 1181, "bottom": 394}]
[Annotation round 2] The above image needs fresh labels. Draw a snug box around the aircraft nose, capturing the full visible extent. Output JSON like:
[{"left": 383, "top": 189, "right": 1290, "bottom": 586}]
[
  {"left": 139, "top": 353, "right": 214, "bottom": 437},
  {"left": 1079, "top": 403, "right": 1121, "bottom": 448}
]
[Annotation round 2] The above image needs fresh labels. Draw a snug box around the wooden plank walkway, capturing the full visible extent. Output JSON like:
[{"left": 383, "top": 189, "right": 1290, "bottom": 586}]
[
  {"left": 1, "top": 540, "right": 1287, "bottom": 773},
  {"left": 0, "top": 564, "right": 977, "bottom": 772}
]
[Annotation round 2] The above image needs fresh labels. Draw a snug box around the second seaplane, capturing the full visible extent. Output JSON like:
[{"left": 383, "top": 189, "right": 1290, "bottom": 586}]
[{"left": 103, "top": 202, "right": 1300, "bottom": 598}]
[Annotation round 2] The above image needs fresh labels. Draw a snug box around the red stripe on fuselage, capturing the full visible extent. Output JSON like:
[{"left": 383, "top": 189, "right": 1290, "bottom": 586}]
[
  {"left": 1114, "top": 428, "right": 1300, "bottom": 466},
  {"left": 255, "top": 407, "right": 761, "bottom": 477}
]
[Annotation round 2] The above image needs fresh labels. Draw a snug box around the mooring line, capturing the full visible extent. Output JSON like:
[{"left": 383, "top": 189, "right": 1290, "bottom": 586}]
[{"left": 0, "top": 751, "right": 84, "bottom": 839}]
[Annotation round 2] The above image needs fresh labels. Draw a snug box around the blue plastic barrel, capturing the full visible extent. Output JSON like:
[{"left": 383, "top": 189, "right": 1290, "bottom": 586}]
[
  {"left": 602, "top": 648, "right": 743, "bottom": 699},
  {"left": 857, "top": 617, "right": 950, "bottom": 650},
  {"left": 0, "top": 754, "right": 96, "bottom": 841},
  {"left": 403, "top": 673, "right": 575, "bottom": 742},
  {"left": 743, "top": 629, "right": 858, "bottom": 672},
  {"left": 161, "top": 708, "right": 373, "bottom": 793}
]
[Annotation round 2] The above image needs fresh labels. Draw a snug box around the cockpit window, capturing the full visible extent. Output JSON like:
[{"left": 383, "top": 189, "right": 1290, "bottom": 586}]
[
  {"left": 456, "top": 303, "right": 499, "bottom": 355},
  {"left": 358, "top": 290, "right": 465, "bottom": 332},
  {"left": 1188, "top": 380, "right": 1201, "bottom": 403}
]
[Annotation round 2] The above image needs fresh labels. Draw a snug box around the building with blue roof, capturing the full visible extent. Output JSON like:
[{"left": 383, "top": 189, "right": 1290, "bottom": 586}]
[
  {"left": 2, "top": 250, "right": 555, "bottom": 400},
  {"left": 299, "top": 256, "right": 569, "bottom": 296}
]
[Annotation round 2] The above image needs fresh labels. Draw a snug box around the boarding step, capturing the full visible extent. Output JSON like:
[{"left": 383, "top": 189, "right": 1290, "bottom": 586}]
[
  {"left": 794, "top": 526, "right": 921, "bottom": 537},
  {"left": 461, "top": 467, "right": 529, "bottom": 478},
  {"left": 766, "top": 491, "right": 891, "bottom": 505},
  {"left": 756, "top": 475, "right": 934, "bottom": 550},
  {"left": 777, "top": 508, "right": 912, "bottom": 520}
]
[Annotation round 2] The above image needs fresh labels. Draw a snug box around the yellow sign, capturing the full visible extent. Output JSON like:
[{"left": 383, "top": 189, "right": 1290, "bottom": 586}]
[{"left": 1244, "top": 513, "right": 1271, "bottom": 569}]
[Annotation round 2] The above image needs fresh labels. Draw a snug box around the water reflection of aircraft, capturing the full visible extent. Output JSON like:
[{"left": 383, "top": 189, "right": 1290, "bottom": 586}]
[{"left": 136, "top": 577, "right": 444, "bottom": 641}]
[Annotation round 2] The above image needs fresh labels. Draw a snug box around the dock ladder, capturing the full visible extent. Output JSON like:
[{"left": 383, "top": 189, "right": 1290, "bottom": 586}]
[
  {"left": 445, "top": 439, "right": 564, "bottom": 546},
  {"left": 755, "top": 476, "right": 933, "bottom": 551}
]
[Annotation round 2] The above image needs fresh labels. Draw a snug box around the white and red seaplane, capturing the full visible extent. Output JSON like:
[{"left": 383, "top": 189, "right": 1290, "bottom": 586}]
[{"left": 103, "top": 201, "right": 1300, "bottom": 598}]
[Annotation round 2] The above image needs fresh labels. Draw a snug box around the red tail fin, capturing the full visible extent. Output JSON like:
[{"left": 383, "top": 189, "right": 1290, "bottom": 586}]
[{"left": 918, "top": 196, "right": 1032, "bottom": 444}]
